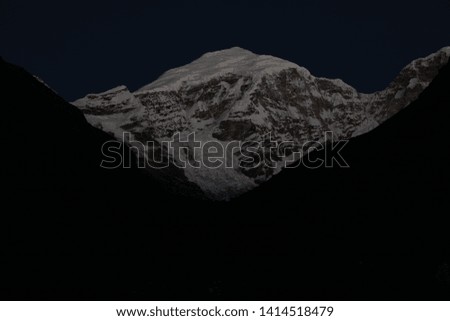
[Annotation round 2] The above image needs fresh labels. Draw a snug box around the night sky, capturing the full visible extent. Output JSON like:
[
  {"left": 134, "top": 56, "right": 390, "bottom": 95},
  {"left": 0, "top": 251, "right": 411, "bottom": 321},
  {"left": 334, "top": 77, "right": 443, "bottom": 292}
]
[{"left": 1, "top": 0, "right": 449, "bottom": 101}]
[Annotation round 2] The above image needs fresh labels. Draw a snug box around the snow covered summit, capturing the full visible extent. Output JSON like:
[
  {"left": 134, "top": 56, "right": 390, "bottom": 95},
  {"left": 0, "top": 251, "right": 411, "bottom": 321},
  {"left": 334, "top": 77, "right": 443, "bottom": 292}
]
[
  {"left": 73, "top": 47, "right": 450, "bottom": 200},
  {"left": 137, "top": 47, "right": 303, "bottom": 92}
]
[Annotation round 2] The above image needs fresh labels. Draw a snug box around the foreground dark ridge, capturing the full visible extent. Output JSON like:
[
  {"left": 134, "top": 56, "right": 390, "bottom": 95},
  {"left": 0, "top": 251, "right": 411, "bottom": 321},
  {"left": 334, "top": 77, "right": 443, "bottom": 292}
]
[{"left": 1, "top": 57, "right": 449, "bottom": 300}]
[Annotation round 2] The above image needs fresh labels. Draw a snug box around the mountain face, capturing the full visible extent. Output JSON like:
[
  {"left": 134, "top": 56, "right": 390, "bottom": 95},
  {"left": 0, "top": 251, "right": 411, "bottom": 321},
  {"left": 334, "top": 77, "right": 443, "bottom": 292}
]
[
  {"left": 230, "top": 61, "right": 450, "bottom": 300},
  {"left": 73, "top": 47, "right": 450, "bottom": 200}
]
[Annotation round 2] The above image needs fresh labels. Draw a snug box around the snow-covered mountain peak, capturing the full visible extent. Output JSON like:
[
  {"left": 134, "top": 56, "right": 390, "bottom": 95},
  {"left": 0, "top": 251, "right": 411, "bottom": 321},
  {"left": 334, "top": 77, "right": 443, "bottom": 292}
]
[
  {"left": 401, "top": 46, "right": 450, "bottom": 72},
  {"left": 137, "top": 47, "right": 302, "bottom": 92},
  {"left": 200, "top": 46, "right": 255, "bottom": 58},
  {"left": 441, "top": 46, "right": 450, "bottom": 56},
  {"left": 431, "top": 46, "right": 450, "bottom": 59},
  {"left": 73, "top": 47, "right": 449, "bottom": 200},
  {"left": 72, "top": 85, "right": 137, "bottom": 116},
  {"left": 100, "top": 85, "right": 129, "bottom": 94}
]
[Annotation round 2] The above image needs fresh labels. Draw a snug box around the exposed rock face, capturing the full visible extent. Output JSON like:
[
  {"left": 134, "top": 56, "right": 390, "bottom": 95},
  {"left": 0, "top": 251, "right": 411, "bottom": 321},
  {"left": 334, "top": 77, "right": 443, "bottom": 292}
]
[{"left": 73, "top": 47, "right": 450, "bottom": 200}]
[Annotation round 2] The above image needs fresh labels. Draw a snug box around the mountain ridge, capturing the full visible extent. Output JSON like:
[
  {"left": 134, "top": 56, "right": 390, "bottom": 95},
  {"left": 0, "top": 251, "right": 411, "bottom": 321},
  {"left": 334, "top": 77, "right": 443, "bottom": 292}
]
[{"left": 72, "top": 47, "right": 450, "bottom": 200}]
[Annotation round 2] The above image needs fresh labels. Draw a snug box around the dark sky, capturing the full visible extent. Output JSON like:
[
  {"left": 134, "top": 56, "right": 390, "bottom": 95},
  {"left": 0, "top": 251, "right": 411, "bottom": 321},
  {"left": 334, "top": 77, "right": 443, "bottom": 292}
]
[{"left": 1, "top": 0, "right": 450, "bottom": 101}]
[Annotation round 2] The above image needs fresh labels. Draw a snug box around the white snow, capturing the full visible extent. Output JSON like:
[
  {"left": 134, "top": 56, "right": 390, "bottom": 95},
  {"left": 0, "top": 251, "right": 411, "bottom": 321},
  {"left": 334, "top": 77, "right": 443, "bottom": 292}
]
[
  {"left": 136, "top": 47, "right": 301, "bottom": 92},
  {"left": 33, "top": 75, "right": 57, "bottom": 93},
  {"left": 407, "top": 78, "right": 420, "bottom": 89},
  {"left": 395, "top": 89, "right": 406, "bottom": 99}
]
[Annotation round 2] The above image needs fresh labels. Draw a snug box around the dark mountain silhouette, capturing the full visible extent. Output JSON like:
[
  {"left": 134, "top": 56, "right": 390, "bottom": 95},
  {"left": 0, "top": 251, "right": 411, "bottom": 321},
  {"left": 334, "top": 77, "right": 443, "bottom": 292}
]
[
  {"left": 1, "top": 57, "right": 189, "bottom": 298},
  {"left": 1, "top": 58, "right": 449, "bottom": 300}
]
